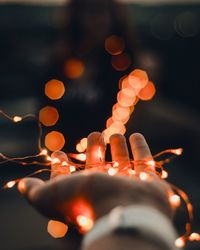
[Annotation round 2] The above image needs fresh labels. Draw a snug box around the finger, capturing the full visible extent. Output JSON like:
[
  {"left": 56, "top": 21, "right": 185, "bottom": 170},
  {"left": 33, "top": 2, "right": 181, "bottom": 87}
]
[
  {"left": 110, "top": 134, "right": 130, "bottom": 169},
  {"left": 129, "top": 133, "right": 154, "bottom": 174},
  {"left": 51, "top": 151, "right": 69, "bottom": 179},
  {"left": 86, "top": 132, "right": 106, "bottom": 168}
]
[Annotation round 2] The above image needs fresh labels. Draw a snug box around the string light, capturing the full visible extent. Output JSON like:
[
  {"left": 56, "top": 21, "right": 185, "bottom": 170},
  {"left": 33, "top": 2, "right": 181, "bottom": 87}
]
[{"left": 0, "top": 68, "right": 199, "bottom": 246}]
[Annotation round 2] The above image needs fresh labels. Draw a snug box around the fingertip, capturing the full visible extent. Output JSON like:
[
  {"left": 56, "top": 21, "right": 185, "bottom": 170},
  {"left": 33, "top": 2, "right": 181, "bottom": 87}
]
[
  {"left": 18, "top": 178, "right": 44, "bottom": 196},
  {"left": 129, "top": 133, "right": 145, "bottom": 143},
  {"left": 110, "top": 133, "right": 124, "bottom": 143}
]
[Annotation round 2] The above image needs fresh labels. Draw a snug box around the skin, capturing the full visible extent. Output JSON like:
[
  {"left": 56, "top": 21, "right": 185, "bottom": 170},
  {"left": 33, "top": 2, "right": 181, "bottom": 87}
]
[{"left": 18, "top": 132, "right": 173, "bottom": 229}]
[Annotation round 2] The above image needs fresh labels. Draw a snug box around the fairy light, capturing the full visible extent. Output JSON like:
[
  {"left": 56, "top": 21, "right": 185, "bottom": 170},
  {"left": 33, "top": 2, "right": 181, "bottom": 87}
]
[
  {"left": 139, "top": 172, "right": 149, "bottom": 181},
  {"left": 47, "top": 220, "right": 68, "bottom": 238},
  {"left": 169, "top": 194, "right": 181, "bottom": 208},
  {"left": 1, "top": 71, "right": 199, "bottom": 246},
  {"left": 76, "top": 215, "right": 94, "bottom": 232},
  {"left": 175, "top": 237, "right": 185, "bottom": 248},
  {"left": 189, "top": 233, "right": 200, "bottom": 241},
  {"left": 108, "top": 167, "right": 118, "bottom": 176},
  {"left": 13, "top": 116, "right": 22, "bottom": 122},
  {"left": 6, "top": 180, "right": 16, "bottom": 189},
  {"left": 69, "top": 165, "right": 76, "bottom": 173}
]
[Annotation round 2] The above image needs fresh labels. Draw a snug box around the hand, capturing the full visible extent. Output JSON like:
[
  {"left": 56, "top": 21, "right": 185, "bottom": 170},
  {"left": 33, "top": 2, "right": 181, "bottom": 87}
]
[{"left": 18, "top": 132, "right": 173, "bottom": 228}]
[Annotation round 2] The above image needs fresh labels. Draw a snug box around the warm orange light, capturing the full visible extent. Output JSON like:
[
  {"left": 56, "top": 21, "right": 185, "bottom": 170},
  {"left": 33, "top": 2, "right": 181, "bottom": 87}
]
[
  {"left": 171, "top": 148, "right": 183, "bottom": 156},
  {"left": 175, "top": 237, "right": 185, "bottom": 248},
  {"left": 64, "top": 58, "right": 84, "bottom": 79},
  {"left": 105, "top": 35, "right": 125, "bottom": 56},
  {"left": 45, "top": 79, "right": 65, "bottom": 100},
  {"left": 111, "top": 53, "right": 131, "bottom": 71},
  {"left": 189, "top": 232, "right": 200, "bottom": 241},
  {"left": 69, "top": 165, "right": 76, "bottom": 173},
  {"left": 76, "top": 215, "right": 94, "bottom": 232},
  {"left": 128, "top": 69, "right": 149, "bottom": 89},
  {"left": 103, "top": 127, "right": 119, "bottom": 144},
  {"left": 45, "top": 131, "right": 65, "bottom": 151},
  {"left": 169, "top": 194, "right": 181, "bottom": 208},
  {"left": 47, "top": 220, "right": 68, "bottom": 238},
  {"left": 80, "top": 138, "right": 88, "bottom": 150},
  {"left": 13, "top": 116, "right": 22, "bottom": 122},
  {"left": 39, "top": 106, "right": 59, "bottom": 127},
  {"left": 161, "top": 170, "right": 168, "bottom": 179},
  {"left": 40, "top": 148, "right": 48, "bottom": 156},
  {"left": 112, "top": 106, "right": 130, "bottom": 120},
  {"left": 108, "top": 167, "right": 118, "bottom": 176},
  {"left": 138, "top": 81, "right": 156, "bottom": 101},
  {"left": 76, "top": 153, "right": 86, "bottom": 162},
  {"left": 117, "top": 89, "right": 136, "bottom": 107},
  {"left": 76, "top": 143, "right": 85, "bottom": 153},
  {"left": 106, "top": 117, "right": 114, "bottom": 128},
  {"left": 139, "top": 172, "right": 149, "bottom": 181},
  {"left": 6, "top": 180, "right": 16, "bottom": 189}
]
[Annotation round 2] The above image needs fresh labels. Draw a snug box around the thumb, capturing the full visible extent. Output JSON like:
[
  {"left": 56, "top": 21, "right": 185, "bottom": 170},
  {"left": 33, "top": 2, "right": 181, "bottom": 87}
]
[{"left": 18, "top": 177, "right": 44, "bottom": 203}]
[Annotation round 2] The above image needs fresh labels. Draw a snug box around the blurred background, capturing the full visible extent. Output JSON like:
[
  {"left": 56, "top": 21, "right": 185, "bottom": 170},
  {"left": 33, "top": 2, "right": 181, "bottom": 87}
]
[{"left": 0, "top": 0, "right": 199, "bottom": 249}]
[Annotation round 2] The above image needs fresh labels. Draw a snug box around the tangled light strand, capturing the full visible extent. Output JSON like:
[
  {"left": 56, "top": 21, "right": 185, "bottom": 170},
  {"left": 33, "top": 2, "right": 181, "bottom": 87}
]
[{"left": 0, "top": 69, "right": 199, "bottom": 247}]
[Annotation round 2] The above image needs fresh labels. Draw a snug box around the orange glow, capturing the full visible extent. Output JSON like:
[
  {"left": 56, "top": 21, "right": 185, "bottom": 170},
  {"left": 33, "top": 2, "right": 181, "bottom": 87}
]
[
  {"left": 106, "top": 117, "right": 114, "bottom": 128},
  {"left": 118, "top": 75, "right": 128, "bottom": 89},
  {"left": 139, "top": 172, "right": 149, "bottom": 181},
  {"left": 112, "top": 114, "right": 129, "bottom": 125},
  {"left": 103, "top": 127, "right": 119, "bottom": 144},
  {"left": 45, "top": 79, "right": 65, "bottom": 100},
  {"left": 64, "top": 58, "right": 84, "bottom": 79},
  {"left": 161, "top": 170, "right": 168, "bottom": 179},
  {"left": 13, "top": 116, "right": 22, "bottom": 122},
  {"left": 189, "top": 233, "right": 200, "bottom": 241},
  {"left": 110, "top": 120, "right": 124, "bottom": 130},
  {"left": 80, "top": 138, "right": 88, "bottom": 150},
  {"left": 169, "top": 194, "right": 181, "bottom": 208},
  {"left": 76, "top": 215, "right": 94, "bottom": 233},
  {"left": 69, "top": 165, "right": 76, "bottom": 173},
  {"left": 75, "top": 153, "right": 86, "bottom": 162},
  {"left": 39, "top": 106, "right": 59, "bottom": 127},
  {"left": 76, "top": 143, "right": 85, "bottom": 153},
  {"left": 105, "top": 35, "right": 125, "bottom": 56},
  {"left": 47, "top": 220, "right": 68, "bottom": 238},
  {"left": 6, "top": 180, "right": 16, "bottom": 189},
  {"left": 113, "top": 106, "right": 130, "bottom": 120},
  {"left": 128, "top": 69, "right": 149, "bottom": 89},
  {"left": 117, "top": 90, "right": 136, "bottom": 107},
  {"left": 175, "top": 237, "right": 185, "bottom": 248},
  {"left": 111, "top": 54, "right": 131, "bottom": 71},
  {"left": 113, "top": 161, "right": 119, "bottom": 168},
  {"left": 138, "top": 81, "right": 156, "bottom": 101},
  {"left": 40, "top": 148, "right": 48, "bottom": 156},
  {"left": 171, "top": 148, "right": 183, "bottom": 156},
  {"left": 108, "top": 167, "right": 118, "bottom": 176},
  {"left": 119, "top": 125, "right": 126, "bottom": 135},
  {"left": 45, "top": 131, "right": 65, "bottom": 151}
]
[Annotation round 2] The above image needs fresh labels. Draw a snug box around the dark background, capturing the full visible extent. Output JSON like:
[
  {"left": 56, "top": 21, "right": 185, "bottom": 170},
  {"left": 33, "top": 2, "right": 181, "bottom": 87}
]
[{"left": 0, "top": 1, "right": 199, "bottom": 249}]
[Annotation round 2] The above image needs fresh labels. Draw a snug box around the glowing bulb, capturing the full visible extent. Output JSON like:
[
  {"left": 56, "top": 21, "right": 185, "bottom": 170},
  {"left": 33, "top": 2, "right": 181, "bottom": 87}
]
[
  {"left": 47, "top": 220, "right": 68, "bottom": 238},
  {"left": 80, "top": 138, "right": 88, "bottom": 149},
  {"left": 6, "top": 181, "right": 16, "bottom": 189},
  {"left": 69, "top": 165, "right": 76, "bottom": 173},
  {"left": 146, "top": 160, "right": 156, "bottom": 167},
  {"left": 128, "top": 169, "right": 136, "bottom": 175},
  {"left": 113, "top": 161, "right": 119, "bottom": 168},
  {"left": 45, "top": 79, "right": 65, "bottom": 100},
  {"left": 13, "top": 116, "right": 22, "bottom": 122},
  {"left": 175, "top": 237, "right": 185, "bottom": 248},
  {"left": 40, "top": 149, "right": 48, "bottom": 156},
  {"left": 189, "top": 232, "right": 200, "bottom": 241},
  {"left": 139, "top": 172, "right": 149, "bottom": 181},
  {"left": 45, "top": 131, "right": 65, "bottom": 151},
  {"left": 76, "top": 153, "right": 86, "bottom": 162},
  {"left": 46, "top": 156, "right": 52, "bottom": 161},
  {"left": 76, "top": 215, "right": 94, "bottom": 232},
  {"left": 169, "top": 194, "right": 181, "bottom": 208},
  {"left": 52, "top": 158, "right": 61, "bottom": 165},
  {"left": 161, "top": 170, "right": 168, "bottom": 179},
  {"left": 108, "top": 167, "right": 118, "bottom": 176},
  {"left": 172, "top": 148, "right": 183, "bottom": 155},
  {"left": 76, "top": 143, "right": 85, "bottom": 153},
  {"left": 61, "top": 161, "right": 68, "bottom": 167},
  {"left": 39, "top": 106, "right": 59, "bottom": 127}
]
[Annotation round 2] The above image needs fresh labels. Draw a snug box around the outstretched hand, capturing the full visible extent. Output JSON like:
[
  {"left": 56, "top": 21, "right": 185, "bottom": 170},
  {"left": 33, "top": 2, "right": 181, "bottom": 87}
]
[{"left": 18, "top": 133, "right": 173, "bottom": 229}]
